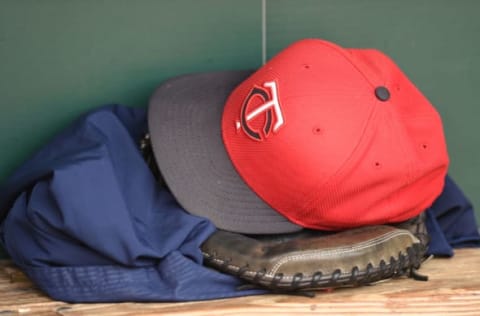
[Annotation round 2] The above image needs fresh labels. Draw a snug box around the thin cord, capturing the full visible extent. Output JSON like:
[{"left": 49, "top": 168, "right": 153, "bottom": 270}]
[{"left": 262, "top": 0, "right": 267, "bottom": 65}]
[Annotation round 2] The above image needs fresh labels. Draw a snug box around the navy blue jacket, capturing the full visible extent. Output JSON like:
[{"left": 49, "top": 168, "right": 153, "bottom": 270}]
[{"left": 0, "top": 105, "right": 478, "bottom": 302}]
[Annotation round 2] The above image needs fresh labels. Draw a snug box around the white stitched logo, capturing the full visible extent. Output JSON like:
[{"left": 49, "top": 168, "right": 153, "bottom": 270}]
[{"left": 236, "top": 81, "right": 285, "bottom": 141}]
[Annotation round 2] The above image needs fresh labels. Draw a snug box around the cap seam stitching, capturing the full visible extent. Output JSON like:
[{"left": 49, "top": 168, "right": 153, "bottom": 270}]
[
  {"left": 302, "top": 96, "right": 379, "bottom": 223},
  {"left": 314, "top": 40, "right": 378, "bottom": 88}
]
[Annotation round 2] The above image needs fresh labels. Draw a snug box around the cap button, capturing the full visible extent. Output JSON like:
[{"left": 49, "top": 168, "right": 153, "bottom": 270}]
[{"left": 375, "top": 86, "right": 390, "bottom": 101}]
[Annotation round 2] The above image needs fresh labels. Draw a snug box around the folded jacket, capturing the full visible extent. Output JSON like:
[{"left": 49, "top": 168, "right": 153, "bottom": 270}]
[{"left": 0, "top": 105, "right": 478, "bottom": 302}]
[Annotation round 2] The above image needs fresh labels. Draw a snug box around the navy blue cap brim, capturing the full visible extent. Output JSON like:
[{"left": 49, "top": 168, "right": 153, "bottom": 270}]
[{"left": 148, "top": 70, "right": 302, "bottom": 234}]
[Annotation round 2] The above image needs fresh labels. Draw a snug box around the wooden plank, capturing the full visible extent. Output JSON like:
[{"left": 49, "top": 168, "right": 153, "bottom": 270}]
[{"left": 1, "top": 248, "right": 479, "bottom": 315}]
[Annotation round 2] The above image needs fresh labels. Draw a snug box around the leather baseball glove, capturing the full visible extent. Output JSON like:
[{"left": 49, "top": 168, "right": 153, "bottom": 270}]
[{"left": 201, "top": 213, "right": 429, "bottom": 293}]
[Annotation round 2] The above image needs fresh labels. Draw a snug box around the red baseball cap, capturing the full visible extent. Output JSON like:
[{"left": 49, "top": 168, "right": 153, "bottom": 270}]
[{"left": 148, "top": 39, "right": 449, "bottom": 233}]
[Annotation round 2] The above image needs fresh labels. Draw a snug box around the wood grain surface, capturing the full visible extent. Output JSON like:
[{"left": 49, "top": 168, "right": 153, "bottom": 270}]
[{"left": 1, "top": 248, "right": 479, "bottom": 315}]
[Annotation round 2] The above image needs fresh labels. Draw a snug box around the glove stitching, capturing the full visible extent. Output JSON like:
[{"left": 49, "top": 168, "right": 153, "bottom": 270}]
[{"left": 268, "top": 230, "right": 416, "bottom": 275}]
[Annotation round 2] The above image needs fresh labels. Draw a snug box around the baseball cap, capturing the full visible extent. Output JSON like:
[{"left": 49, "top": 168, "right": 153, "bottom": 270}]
[{"left": 148, "top": 38, "right": 449, "bottom": 234}]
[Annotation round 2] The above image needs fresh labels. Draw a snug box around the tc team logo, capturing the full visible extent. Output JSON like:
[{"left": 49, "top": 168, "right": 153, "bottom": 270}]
[{"left": 236, "top": 81, "right": 285, "bottom": 141}]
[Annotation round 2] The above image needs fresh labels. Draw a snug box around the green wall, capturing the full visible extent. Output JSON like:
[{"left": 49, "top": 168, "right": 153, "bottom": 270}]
[{"left": 1, "top": 0, "right": 479, "bottom": 257}]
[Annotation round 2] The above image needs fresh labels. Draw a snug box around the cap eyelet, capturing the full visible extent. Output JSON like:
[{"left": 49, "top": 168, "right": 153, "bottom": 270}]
[{"left": 312, "top": 126, "right": 322, "bottom": 135}]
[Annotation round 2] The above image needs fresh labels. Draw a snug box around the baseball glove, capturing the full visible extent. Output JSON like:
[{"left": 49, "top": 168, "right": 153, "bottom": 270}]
[{"left": 201, "top": 213, "right": 429, "bottom": 293}]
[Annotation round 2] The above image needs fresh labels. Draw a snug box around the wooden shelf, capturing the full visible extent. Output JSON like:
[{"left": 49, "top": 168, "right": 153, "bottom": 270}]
[{"left": 1, "top": 248, "right": 479, "bottom": 315}]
